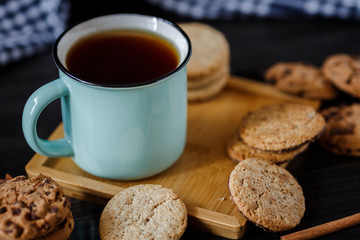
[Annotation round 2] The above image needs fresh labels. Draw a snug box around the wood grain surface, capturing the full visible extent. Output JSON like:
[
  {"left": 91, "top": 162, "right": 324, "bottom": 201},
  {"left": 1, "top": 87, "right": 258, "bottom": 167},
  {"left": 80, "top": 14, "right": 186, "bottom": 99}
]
[{"left": 26, "top": 76, "right": 319, "bottom": 239}]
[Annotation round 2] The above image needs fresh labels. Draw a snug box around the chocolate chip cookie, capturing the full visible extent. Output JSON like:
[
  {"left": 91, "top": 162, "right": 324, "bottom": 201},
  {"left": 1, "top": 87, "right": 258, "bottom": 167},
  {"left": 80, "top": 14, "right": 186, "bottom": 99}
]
[
  {"left": 38, "top": 211, "right": 74, "bottom": 240},
  {"left": 265, "top": 62, "right": 337, "bottom": 100},
  {"left": 0, "top": 174, "right": 72, "bottom": 240},
  {"left": 322, "top": 54, "right": 360, "bottom": 98},
  {"left": 320, "top": 103, "right": 360, "bottom": 156}
]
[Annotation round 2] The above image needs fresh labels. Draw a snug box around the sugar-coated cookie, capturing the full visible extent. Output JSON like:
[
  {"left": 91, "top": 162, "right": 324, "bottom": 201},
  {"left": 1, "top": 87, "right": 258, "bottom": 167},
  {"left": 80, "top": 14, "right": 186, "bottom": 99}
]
[
  {"left": 99, "top": 184, "right": 187, "bottom": 240},
  {"left": 320, "top": 103, "right": 360, "bottom": 156},
  {"left": 240, "top": 103, "right": 325, "bottom": 151},
  {"left": 265, "top": 62, "right": 337, "bottom": 100},
  {"left": 228, "top": 158, "right": 305, "bottom": 232}
]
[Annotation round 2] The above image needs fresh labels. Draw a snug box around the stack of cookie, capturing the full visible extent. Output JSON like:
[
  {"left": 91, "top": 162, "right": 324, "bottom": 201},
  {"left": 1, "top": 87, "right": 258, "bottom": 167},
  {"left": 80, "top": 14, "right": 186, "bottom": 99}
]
[
  {"left": 264, "top": 62, "right": 338, "bottom": 100},
  {"left": 0, "top": 174, "right": 74, "bottom": 240},
  {"left": 226, "top": 103, "right": 326, "bottom": 231},
  {"left": 179, "top": 22, "right": 230, "bottom": 101},
  {"left": 227, "top": 131, "right": 309, "bottom": 165},
  {"left": 227, "top": 102, "right": 326, "bottom": 164}
]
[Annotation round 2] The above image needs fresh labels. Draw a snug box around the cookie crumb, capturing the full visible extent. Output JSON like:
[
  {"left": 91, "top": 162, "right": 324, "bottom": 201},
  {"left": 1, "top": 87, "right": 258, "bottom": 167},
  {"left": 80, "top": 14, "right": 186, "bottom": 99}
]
[{"left": 5, "top": 173, "right": 12, "bottom": 180}]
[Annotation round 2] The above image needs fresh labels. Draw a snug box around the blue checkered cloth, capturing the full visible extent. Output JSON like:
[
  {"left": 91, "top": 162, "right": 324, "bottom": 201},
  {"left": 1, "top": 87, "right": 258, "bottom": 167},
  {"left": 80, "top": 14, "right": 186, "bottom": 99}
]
[
  {"left": 0, "top": 0, "right": 70, "bottom": 66},
  {"left": 147, "top": 0, "right": 360, "bottom": 20}
]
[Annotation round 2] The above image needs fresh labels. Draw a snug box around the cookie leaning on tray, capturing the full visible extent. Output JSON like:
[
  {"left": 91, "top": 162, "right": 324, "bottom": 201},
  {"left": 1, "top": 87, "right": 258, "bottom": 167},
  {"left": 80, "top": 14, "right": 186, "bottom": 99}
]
[{"left": 228, "top": 158, "right": 305, "bottom": 232}]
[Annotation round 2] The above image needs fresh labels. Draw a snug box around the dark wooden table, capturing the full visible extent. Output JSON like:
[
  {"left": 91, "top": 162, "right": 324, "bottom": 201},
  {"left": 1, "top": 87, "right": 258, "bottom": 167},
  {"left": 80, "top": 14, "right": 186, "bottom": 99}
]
[{"left": 1, "top": 1, "right": 360, "bottom": 239}]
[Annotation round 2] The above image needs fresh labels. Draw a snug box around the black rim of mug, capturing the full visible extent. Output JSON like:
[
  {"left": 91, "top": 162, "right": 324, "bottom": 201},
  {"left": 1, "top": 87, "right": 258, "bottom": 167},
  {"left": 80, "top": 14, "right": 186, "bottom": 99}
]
[{"left": 52, "top": 13, "right": 192, "bottom": 88}]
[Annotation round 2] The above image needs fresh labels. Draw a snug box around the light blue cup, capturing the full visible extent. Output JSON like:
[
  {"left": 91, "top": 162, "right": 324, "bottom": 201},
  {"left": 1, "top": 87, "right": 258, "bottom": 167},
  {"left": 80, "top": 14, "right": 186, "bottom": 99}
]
[{"left": 22, "top": 14, "right": 191, "bottom": 180}]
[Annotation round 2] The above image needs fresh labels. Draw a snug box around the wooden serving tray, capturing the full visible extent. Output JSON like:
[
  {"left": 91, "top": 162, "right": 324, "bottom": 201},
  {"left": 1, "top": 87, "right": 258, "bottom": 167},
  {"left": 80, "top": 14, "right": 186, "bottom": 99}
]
[{"left": 26, "top": 76, "right": 320, "bottom": 239}]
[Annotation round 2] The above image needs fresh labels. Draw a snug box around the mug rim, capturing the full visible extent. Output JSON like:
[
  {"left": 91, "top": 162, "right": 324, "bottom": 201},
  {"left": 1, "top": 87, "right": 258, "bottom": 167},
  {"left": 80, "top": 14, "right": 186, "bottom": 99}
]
[{"left": 52, "top": 13, "right": 192, "bottom": 88}]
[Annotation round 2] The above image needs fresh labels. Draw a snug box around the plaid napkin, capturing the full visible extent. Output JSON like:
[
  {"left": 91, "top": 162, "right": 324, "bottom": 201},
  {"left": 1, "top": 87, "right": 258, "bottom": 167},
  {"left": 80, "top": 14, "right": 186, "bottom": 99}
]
[
  {"left": 147, "top": 0, "right": 360, "bottom": 20},
  {"left": 0, "top": 0, "right": 70, "bottom": 66}
]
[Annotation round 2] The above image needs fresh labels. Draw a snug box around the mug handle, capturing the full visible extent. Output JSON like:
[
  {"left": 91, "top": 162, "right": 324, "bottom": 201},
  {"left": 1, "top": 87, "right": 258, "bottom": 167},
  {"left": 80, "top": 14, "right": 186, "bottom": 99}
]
[{"left": 22, "top": 78, "right": 74, "bottom": 157}]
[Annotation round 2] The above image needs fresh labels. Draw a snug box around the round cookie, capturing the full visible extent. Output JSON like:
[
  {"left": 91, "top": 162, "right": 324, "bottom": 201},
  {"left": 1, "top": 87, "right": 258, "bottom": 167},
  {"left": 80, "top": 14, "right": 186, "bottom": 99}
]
[
  {"left": 320, "top": 103, "right": 360, "bottom": 156},
  {"left": 226, "top": 130, "right": 309, "bottom": 164},
  {"left": 0, "top": 174, "right": 72, "bottom": 240},
  {"left": 265, "top": 62, "right": 337, "bottom": 100},
  {"left": 38, "top": 212, "right": 74, "bottom": 240},
  {"left": 228, "top": 158, "right": 305, "bottom": 232},
  {"left": 322, "top": 54, "right": 360, "bottom": 98},
  {"left": 179, "top": 22, "right": 230, "bottom": 79},
  {"left": 188, "top": 63, "right": 229, "bottom": 89},
  {"left": 239, "top": 103, "right": 325, "bottom": 151},
  {"left": 187, "top": 71, "right": 229, "bottom": 101},
  {"left": 99, "top": 184, "right": 187, "bottom": 240}
]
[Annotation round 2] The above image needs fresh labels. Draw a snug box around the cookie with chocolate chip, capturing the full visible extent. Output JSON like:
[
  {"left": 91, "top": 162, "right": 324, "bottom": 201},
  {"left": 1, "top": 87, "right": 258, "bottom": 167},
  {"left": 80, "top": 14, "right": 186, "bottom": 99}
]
[
  {"left": 320, "top": 103, "right": 360, "bottom": 156},
  {"left": 265, "top": 62, "right": 337, "bottom": 100},
  {"left": 38, "top": 211, "right": 74, "bottom": 240},
  {"left": 0, "top": 174, "right": 72, "bottom": 240},
  {"left": 322, "top": 54, "right": 360, "bottom": 98}
]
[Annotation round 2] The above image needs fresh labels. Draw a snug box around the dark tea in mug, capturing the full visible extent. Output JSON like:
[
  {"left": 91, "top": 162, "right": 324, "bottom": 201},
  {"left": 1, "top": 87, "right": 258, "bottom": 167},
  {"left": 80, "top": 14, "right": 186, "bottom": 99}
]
[{"left": 65, "top": 30, "right": 179, "bottom": 86}]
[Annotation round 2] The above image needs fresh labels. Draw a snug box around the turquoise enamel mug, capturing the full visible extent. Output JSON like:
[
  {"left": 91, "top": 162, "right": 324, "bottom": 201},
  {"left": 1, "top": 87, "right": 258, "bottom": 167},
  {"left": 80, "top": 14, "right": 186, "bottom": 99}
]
[{"left": 22, "top": 14, "right": 191, "bottom": 180}]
